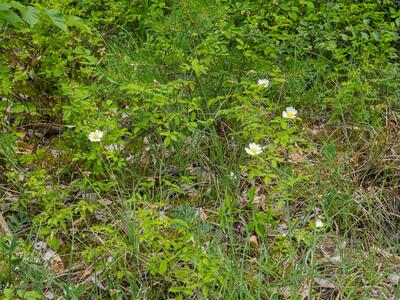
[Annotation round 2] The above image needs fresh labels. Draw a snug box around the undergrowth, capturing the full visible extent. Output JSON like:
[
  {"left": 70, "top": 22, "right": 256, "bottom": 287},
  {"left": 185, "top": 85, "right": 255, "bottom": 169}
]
[{"left": 1, "top": 0, "right": 400, "bottom": 299}]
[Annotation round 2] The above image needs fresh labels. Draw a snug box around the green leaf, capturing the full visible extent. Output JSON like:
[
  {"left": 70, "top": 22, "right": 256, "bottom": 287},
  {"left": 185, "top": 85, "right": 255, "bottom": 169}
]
[
  {"left": 191, "top": 58, "right": 207, "bottom": 77},
  {"left": 372, "top": 31, "right": 380, "bottom": 41},
  {"left": 159, "top": 260, "right": 167, "bottom": 274},
  {"left": 11, "top": 103, "right": 25, "bottom": 113},
  {"left": 361, "top": 32, "right": 369, "bottom": 40},
  {"left": 23, "top": 291, "right": 42, "bottom": 300},
  {"left": 3, "top": 288, "right": 14, "bottom": 298},
  {"left": 0, "top": 10, "right": 23, "bottom": 27},
  {"left": 66, "top": 16, "right": 92, "bottom": 34},
  {"left": 288, "top": 11, "right": 298, "bottom": 20},
  {"left": 164, "top": 136, "right": 171, "bottom": 147},
  {"left": 305, "top": 1, "right": 314, "bottom": 9},
  {"left": 20, "top": 6, "right": 40, "bottom": 28},
  {"left": 0, "top": 3, "right": 11, "bottom": 11},
  {"left": 9, "top": 1, "right": 24, "bottom": 10},
  {"left": 43, "top": 8, "right": 68, "bottom": 32},
  {"left": 46, "top": 235, "right": 60, "bottom": 251},
  {"left": 169, "top": 286, "right": 184, "bottom": 293}
]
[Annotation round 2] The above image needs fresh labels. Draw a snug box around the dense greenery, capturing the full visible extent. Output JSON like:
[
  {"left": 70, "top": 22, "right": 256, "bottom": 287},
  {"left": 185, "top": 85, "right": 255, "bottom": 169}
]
[{"left": 1, "top": 0, "right": 399, "bottom": 299}]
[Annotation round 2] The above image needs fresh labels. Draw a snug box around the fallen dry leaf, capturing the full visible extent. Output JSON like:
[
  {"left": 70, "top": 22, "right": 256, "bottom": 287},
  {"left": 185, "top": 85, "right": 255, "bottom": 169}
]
[
  {"left": 50, "top": 252, "right": 65, "bottom": 275},
  {"left": 81, "top": 265, "right": 93, "bottom": 280},
  {"left": 289, "top": 151, "right": 305, "bottom": 163},
  {"left": 314, "top": 277, "right": 337, "bottom": 289},
  {"left": 0, "top": 214, "right": 11, "bottom": 236}
]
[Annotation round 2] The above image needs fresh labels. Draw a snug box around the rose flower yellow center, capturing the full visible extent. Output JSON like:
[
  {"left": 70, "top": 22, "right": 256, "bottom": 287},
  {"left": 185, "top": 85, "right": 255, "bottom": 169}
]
[
  {"left": 250, "top": 147, "right": 257, "bottom": 154},
  {"left": 92, "top": 133, "right": 100, "bottom": 139},
  {"left": 287, "top": 112, "right": 293, "bottom": 117}
]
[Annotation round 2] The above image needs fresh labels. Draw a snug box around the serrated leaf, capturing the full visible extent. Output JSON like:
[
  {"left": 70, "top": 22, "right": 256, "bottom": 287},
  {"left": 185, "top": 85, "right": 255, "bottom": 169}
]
[
  {"left": 44, "top": 8, "right": 68, "bottom": 32},
  {"left": 21, "top": 6, "right": 40, "bottom": 28},
  {"left": 66, "top": 16, "right": 92, "bottom": 34}
]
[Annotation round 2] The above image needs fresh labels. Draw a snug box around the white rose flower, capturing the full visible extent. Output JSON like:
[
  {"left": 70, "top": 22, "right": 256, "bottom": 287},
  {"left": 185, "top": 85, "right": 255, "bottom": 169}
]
[
  {"left": 245, "top": 143, "right": 263, "bottom": 156},
  {"left": 282, "top": 107, "right": 297, "bottom": 119},
  {"left": 88, "top": 130, "right": 103, "bottom": 142},
  {"left": 257, "top": 78, "right": 270, "bottom": 88}
]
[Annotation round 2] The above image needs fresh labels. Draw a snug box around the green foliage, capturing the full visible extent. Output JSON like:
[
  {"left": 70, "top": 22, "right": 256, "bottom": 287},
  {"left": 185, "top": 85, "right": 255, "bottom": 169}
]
[
  {"left": 0, "top": 1, "right": 90, "bottom": 32},
  {"left": 1, "top": 0, "right": 399, "bottom": 298},
  {"left": 136, "top": 206, "right": 222, "bottom": 296}
]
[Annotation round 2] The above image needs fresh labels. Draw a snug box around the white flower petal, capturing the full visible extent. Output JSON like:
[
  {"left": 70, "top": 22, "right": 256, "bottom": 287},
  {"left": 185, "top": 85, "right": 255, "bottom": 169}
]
[
  {"left": 282, "top": 107, "right": 297, "bottom": 119},
  {"left": 245, "top": 143, "right": 263, "bottom": 155},
  {"left": 257, "top": 78, "right": 270, "bottom": 88},
  {"left": 315, "top": 219, "right": 324, "bottom": 228},
  {"left": 88, "top": 130, "right": 104, "bottom": 142},
  {"left": 245, "top": 148, "right": 255, "bottom": 155}
]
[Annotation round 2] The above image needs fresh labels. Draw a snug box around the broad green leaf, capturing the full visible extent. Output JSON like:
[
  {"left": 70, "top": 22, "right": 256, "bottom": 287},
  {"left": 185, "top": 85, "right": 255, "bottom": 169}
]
[
  {"left": 9, "top": 1, "right": 24, "bottom": 10},
  {"left": 0, "top": 3, "right": 11, "bottom": 11},
  {"left": 11, "top": 103, "right": 25, "bottom": 113},
  {"left": 22, "top": 291, "right": 42, "bottom": 300},
  {"left": 20, "top": 6, "right": 40, "bottom": 28},
  {"left": 44, "top": 8, "right": 68, "bottom": 32},
  {"left": 66, "top": 16, "right": 92, "bottom": 34},
  {"left": 46, "top": 235, "right": 60, "bottom": 251},
  {"left": 0, "top": 10, "right": 23, "bottom": 27}
]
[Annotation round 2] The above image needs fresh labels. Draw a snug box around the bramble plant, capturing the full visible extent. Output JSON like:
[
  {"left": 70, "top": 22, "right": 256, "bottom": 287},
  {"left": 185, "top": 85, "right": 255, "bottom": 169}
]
[{"left": 1, "top": 0, "right": 400, "bottom": 299}]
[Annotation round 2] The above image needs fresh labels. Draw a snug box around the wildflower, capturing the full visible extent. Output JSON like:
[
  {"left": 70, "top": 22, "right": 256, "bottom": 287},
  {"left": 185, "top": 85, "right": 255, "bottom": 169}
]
[
  {"left": 282, "top": 107, "right": 297, "bottom": 119},
  {"left": 257, "top": 78, "right": 270, "bottom": 88},
  {"left": 245, "top": 143, "right": 263, "bottom": 156},
  {"left": 315, "top": 218, "right": 324, "bottom": 228},
  {"left": 88, "top": 130, "right": 103, "bottom": 142}
]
